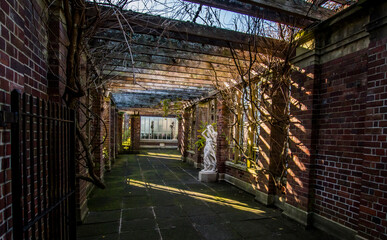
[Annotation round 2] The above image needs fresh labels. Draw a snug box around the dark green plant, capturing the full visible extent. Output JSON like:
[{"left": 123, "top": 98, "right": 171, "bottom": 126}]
[{"left": 161, "top": 99, "right": 171, "bottom": 117}]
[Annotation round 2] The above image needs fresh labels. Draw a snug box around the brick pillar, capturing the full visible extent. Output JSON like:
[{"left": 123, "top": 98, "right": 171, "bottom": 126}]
[
  {"left": 357, "top": 12, "right": 387, "bottom": 239},
  {"left": 178, "top": 117, "right": 183, "bottom": 150},
  {"left": 130, "top": 115, "right": 141, "bottom": 151},
  {"left": 285, "top": 63, "right": 320, "bottom": 225},
  {"left": 193, "top": 104, "right": 208, "bottom": 168},
  {"left": 110, "top": 105, "right": 116, "bottom": 164},
  {"left": 91, "top": 90, "right": 104, "bottom": 178},
  {"left": 216, "top": 99, "right": 230, "bottom": 176},
  {"left": 47, "top": 2, "right": 68, "bottom": 103},
  {"left": 180, "top": 109, "right": 190, "bottom": 161},
  {"left": 102, "top": 98, "right": 111, "bottom": 171},
  {"left": 117, "top": 113, "right": 123, "bottom": 153}
]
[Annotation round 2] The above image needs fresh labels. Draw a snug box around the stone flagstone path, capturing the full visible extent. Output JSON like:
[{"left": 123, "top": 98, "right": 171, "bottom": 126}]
[{"left": 77, "top": 150, "right": 336, "bottom": 240}]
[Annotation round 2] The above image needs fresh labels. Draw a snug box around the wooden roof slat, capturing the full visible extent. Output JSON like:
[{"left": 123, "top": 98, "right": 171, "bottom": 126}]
[
  {"left": 243, "top": 0, "right": 334, "bottom": 19},
  {"left": 104, "top": 54, "right": 238, "bottom": 73},
  {"left": 183, "top": 0, "right": 335, "bottom": 27},
  {"left": 103, "top": 67, "right": 231, "bottom": 83},
  {"left": 87, "top": 6, "right": 287, "bottom": 51},
  {"left": 103, "top": 60, "right": 235, "bottom": 78}
]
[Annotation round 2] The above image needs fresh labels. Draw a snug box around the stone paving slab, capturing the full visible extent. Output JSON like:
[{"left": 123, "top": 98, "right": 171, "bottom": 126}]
[
  {"left": 83, "top": 210, "right": 121, "bottom": 224},
  {"left": 77, "top": 150, "right": 337, "bottom": 240}
]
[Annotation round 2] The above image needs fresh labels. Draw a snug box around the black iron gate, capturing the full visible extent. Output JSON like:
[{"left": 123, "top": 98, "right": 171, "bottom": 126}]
[{"left": 10, "top": 90, "right": 76, "bottom": 240}]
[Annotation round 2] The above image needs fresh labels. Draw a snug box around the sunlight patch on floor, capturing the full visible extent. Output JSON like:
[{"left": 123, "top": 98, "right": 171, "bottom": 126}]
[
  {"left": 146, "top": 152, "right": 181, "bottom": 158},
  {"left": 137, "top": 154, "right": 181, "bottom": 161},
  {"left": 127, "top": 179, "right": 266, "bottom": 215}
]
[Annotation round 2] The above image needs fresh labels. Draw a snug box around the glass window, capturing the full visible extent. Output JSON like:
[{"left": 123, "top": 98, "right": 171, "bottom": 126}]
[{"left": 140, "top": 116, "right": 178, "bottom": 140}]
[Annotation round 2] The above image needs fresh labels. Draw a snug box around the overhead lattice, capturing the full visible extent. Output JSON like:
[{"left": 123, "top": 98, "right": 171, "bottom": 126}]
[{"left": 86, "top": 0, "right": 356, "bottom": 111}]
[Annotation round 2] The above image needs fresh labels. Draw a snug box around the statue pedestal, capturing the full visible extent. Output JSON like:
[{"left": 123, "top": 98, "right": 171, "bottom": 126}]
[{"left": 198, "top": 171, "right": 218, "bottom": 182}]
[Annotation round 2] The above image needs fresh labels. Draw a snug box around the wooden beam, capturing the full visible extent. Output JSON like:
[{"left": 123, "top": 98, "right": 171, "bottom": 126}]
[
  {"left": 109, "top": 82, "right": 214, "bottom": 91},
  {"left": 91, "top": 33, "right": 239, "bottom": 59},
  {"left": 86, "top": 6, "right": 287, "bottom": 51},
  {"left": 106, "top": 77, "right": 216, "bottom": 89},
  {"left": 112, "top": 89, "right": 205, "bottom": 109},
  {"left": 102, "top": 60, "right": 234, "bottom": 78},
  {"left": 242, "top": 0, "right": 334, "bottom": 20},
  {"left": 102, "top": 67, "right": 231, "bottom": 84},
  {"left": 108, "top": 82, "right": 213, "bottom": 92},
  {"left": 103, "top": 54, "right": 237, "bottom": 73},
  {"left": 93, "top": 40, "right": 239, "bottom": 66},
  {"left": 183, "top": 0, "right": 317, "bottom": 28},
  {"left": 112, "top": 89, "right": 205, "bottom": 96}
]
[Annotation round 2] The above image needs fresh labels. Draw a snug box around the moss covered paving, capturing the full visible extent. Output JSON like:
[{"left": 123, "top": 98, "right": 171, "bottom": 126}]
[{"left": 77, "top": 150, "right": 336, "bottom": 240}]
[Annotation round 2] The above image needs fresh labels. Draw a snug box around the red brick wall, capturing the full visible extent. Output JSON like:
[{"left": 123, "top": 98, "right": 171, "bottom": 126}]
[
  {"left": 311, "top": 49, "right": 368, "bottom": 229},
  {"left": 358, "top": 36, "right": 387, "bottom": 239},
  {"left": 287, "top": 64, "right": 319, "bottom": 211},
  {"left": 0, "top": 0, "right": 51, "bottom": 238}
]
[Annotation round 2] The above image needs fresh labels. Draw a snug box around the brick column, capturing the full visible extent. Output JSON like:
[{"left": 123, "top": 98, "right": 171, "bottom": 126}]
[
  {"left": 47, "top": 2, "right": 68, "bottom": 103},
  {"left": 285, "top": 63, "right": 320, "bottom": 225},
  {"left": 110, "top": 105, "right": 116, "bottom": 164},
  {"left": 130, "top": 115, "right": 141, "bottom": 151},
  {"left": 102, "top": 98, "right": 111, "bottom": 171},
  {"left": 117, "top": 113, "right": 123, "bottom": 153},
  {"left": 216, "top": 99, "right": 230, "bottom": 176},
  {"left": 180, "top": 110, "right": 190, "bottom": 161},
  {"left": 357, "top": 15, "right": 387, "bottom": 239},
  {"left": 193, "top": 104, "right": 208, "bottom": 168},
  {"left": 91, "top": 90, "right": 104, "bottom": 178}
]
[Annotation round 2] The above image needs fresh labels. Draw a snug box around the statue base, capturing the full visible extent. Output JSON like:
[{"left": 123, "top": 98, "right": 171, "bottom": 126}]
[{"left": 198, "top": 171, "right": 218, "bottom": 182}]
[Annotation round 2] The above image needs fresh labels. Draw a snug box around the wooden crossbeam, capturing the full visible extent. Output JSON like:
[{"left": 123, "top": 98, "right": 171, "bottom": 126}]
[
  {"left": 102, "top": 68, "right": 230, "bottom": 84},
  {"left": 242, "top": 0, "right": 334, "bottom": 19},
  {"left": 109, "top": 82, "right": 214, "bottom": 91},
  {"left": 102, "top": 54, "right": 237, "bottom": 73},
  {"left": 93, "top": 41, "right": 238, "bottom": 66},
  {"left": 102, "top": 60, "right": 234, "bottom": 78},
  {"left": 91, "top": 33, "right": 238, "bottom": 59},
  {"left": 183, "top": 0, "right": 335, "bottom": 27},
  {"left": 183, "top": 0, "right": 311, "bottom": 28},
  {"left": 112, "top": 90, "right": 204, "bottom": 109},
  {"left": 86, "top": 6, "right": 287, "bottom": 51}
]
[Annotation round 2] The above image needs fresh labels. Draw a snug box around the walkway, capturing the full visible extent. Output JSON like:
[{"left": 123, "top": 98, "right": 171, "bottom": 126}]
[{"left": 77, "top": 150, "right": 335, "bottom": 240}]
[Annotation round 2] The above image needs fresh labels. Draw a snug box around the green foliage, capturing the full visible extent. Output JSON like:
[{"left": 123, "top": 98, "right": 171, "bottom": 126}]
[
  {"left": 103, "top": 147, "right": 109, "bottom": 160},
  {"left": 161, "top": 99, "right": 171, "bottom": 117}
]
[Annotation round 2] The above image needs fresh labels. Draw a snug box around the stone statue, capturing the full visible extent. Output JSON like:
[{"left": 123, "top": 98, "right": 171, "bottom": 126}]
[{"left": 202, "top": 125, "right": 217, "bottom": 172}]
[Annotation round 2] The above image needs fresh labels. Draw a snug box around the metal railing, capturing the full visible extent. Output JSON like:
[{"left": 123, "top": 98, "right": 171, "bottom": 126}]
[{"left": 10, "top": 90, "right": 76, "bottom": 240}]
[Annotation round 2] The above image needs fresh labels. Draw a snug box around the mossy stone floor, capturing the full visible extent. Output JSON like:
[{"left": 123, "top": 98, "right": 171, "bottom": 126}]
[{"left": 77, "top": 150, "right": 335, "bottom": 240}]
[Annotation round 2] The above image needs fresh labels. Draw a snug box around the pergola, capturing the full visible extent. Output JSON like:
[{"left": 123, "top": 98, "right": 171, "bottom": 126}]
[{"left": 86, "top": 0, "right": 354, "bottom": 113}]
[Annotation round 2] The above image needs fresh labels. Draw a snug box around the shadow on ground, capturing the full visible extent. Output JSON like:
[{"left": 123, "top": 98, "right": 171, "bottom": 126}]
[{"left": 77, "top": 149, "right": 336, "bottom": 240}]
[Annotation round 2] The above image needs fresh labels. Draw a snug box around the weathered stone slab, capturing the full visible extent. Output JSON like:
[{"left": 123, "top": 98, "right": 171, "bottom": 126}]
[{"left": 198, "top": 171, "right": 218, "bottom": 182}]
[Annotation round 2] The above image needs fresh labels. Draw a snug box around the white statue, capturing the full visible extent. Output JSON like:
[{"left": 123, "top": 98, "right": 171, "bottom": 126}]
[{"left": 202, "top": 125, "right": 217, "bottom": 172}]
